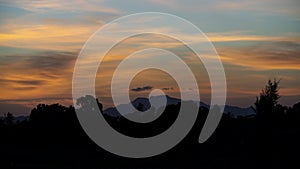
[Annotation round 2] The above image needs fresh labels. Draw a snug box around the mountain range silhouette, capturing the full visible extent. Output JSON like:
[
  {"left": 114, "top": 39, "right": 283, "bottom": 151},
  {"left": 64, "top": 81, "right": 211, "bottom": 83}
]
[{"left": 103, "top": 95, "right": 255, "bottom": 118}]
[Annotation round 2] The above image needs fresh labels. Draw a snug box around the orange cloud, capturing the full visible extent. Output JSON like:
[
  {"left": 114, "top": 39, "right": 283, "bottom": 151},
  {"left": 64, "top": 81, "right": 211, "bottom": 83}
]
[
  {"left": 0, "top": 52, "right": 76, "bottom": 105},
  {"left": 207, "top": 32, "right": 300, "bottom": 42},
  {"left": 218, "top": 41, "right": 300, "bottom": 70},
  {"left": 0, "top": 24, "right": 101, "bottom": 51}
]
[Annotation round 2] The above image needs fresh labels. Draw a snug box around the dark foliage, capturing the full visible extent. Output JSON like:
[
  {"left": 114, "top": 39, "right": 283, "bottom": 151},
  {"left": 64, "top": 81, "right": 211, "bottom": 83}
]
[{"left": 0, "top": 80, "right": 299, "bottom": 169}]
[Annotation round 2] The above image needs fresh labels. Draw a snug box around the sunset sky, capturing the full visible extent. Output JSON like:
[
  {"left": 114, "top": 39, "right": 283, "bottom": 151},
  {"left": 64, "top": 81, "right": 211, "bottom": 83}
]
[{"left": 1, "top": 0, "right": 300, "bottom": 115}]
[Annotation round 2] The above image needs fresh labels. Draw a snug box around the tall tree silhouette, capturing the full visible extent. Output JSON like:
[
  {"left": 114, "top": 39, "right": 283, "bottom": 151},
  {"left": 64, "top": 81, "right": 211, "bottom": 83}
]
[
  {"left": 254, "top": 79, "right": 281, "bottom": 168},
  {"left": 254, "top": 79, "right": 280, "bottom": 120}
]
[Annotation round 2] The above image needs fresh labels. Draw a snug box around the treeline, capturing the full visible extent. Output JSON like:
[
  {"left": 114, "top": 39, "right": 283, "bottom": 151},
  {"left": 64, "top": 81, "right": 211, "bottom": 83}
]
[{"left": 0, "top": 80, "right": 299, "bottom": 169}]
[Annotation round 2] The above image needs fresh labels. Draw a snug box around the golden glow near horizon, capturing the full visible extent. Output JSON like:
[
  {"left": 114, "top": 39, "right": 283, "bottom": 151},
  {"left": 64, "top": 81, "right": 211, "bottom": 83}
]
[{"left": 0, "top": 0, "right": 299, "bottom": 114}]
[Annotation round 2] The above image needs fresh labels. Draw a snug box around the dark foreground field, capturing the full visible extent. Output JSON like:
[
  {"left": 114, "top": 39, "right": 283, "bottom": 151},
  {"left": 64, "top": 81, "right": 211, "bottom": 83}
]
[{"left": 1, "top": 98, "right": 300, "bottom": 169}]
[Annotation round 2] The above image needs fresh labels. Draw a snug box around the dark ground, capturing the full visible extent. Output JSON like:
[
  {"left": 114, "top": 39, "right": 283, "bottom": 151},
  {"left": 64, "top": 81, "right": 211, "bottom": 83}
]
[{"left": 0, "top": 100, "right": 299, "bottom": 169}]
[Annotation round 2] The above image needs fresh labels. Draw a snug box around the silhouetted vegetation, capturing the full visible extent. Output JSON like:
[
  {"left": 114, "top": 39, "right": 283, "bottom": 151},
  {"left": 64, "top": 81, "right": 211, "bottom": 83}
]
[{"left": 0, "top": 80, "right": 299, "bottom": 169}]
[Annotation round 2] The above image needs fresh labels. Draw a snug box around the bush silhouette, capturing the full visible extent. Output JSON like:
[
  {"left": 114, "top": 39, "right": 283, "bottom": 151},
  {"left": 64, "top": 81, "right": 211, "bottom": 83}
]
[{"left": 0, "top": 80, "right": 299, "bottom": 169}]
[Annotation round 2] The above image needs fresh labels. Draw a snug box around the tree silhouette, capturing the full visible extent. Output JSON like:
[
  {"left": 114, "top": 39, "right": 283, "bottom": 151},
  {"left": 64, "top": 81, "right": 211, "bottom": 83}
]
[
  {"left": 1, "top": 90, "right": 299, "bottom": 168},
  {"left": 76, "top": 95, "right": 103, "bottom": 113},
  {"left": 254, "top": 79, "right": 280, "bottom": 120},
  {"left": 254, "top": 79, "right": 283, "bottom": 168},
  {"left": 4, "top": 112, "right": 14, "bottom": 125}
]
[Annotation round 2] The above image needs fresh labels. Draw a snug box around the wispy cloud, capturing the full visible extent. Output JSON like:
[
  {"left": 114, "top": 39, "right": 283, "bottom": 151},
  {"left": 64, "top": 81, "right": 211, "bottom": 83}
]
[
  {"left": 0, "top": 24, "right": 100, "bottom": 51},
  {"left": 0, "top": 79, "right": 45, "bottom": 86},
  {"left": 161, "top": 87, "right": 174, "bottom": 91},
  {"left": 207, "top": 32, "right": 300, "bottom": 42},
  {"left": 218, "top": 41, "right": 300, "bottom": 70},
  {"left": 0, "top": 51, "right": 76, "bottom": 103},
  {"left": 1, "top": 0, "right": 121, "bottom": 14},
  {"left": 131, "top": 86, "right": 153, "bottom": 92},
  {"left": 149, "top": 0, "right": 300, "bottom": 18}
]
